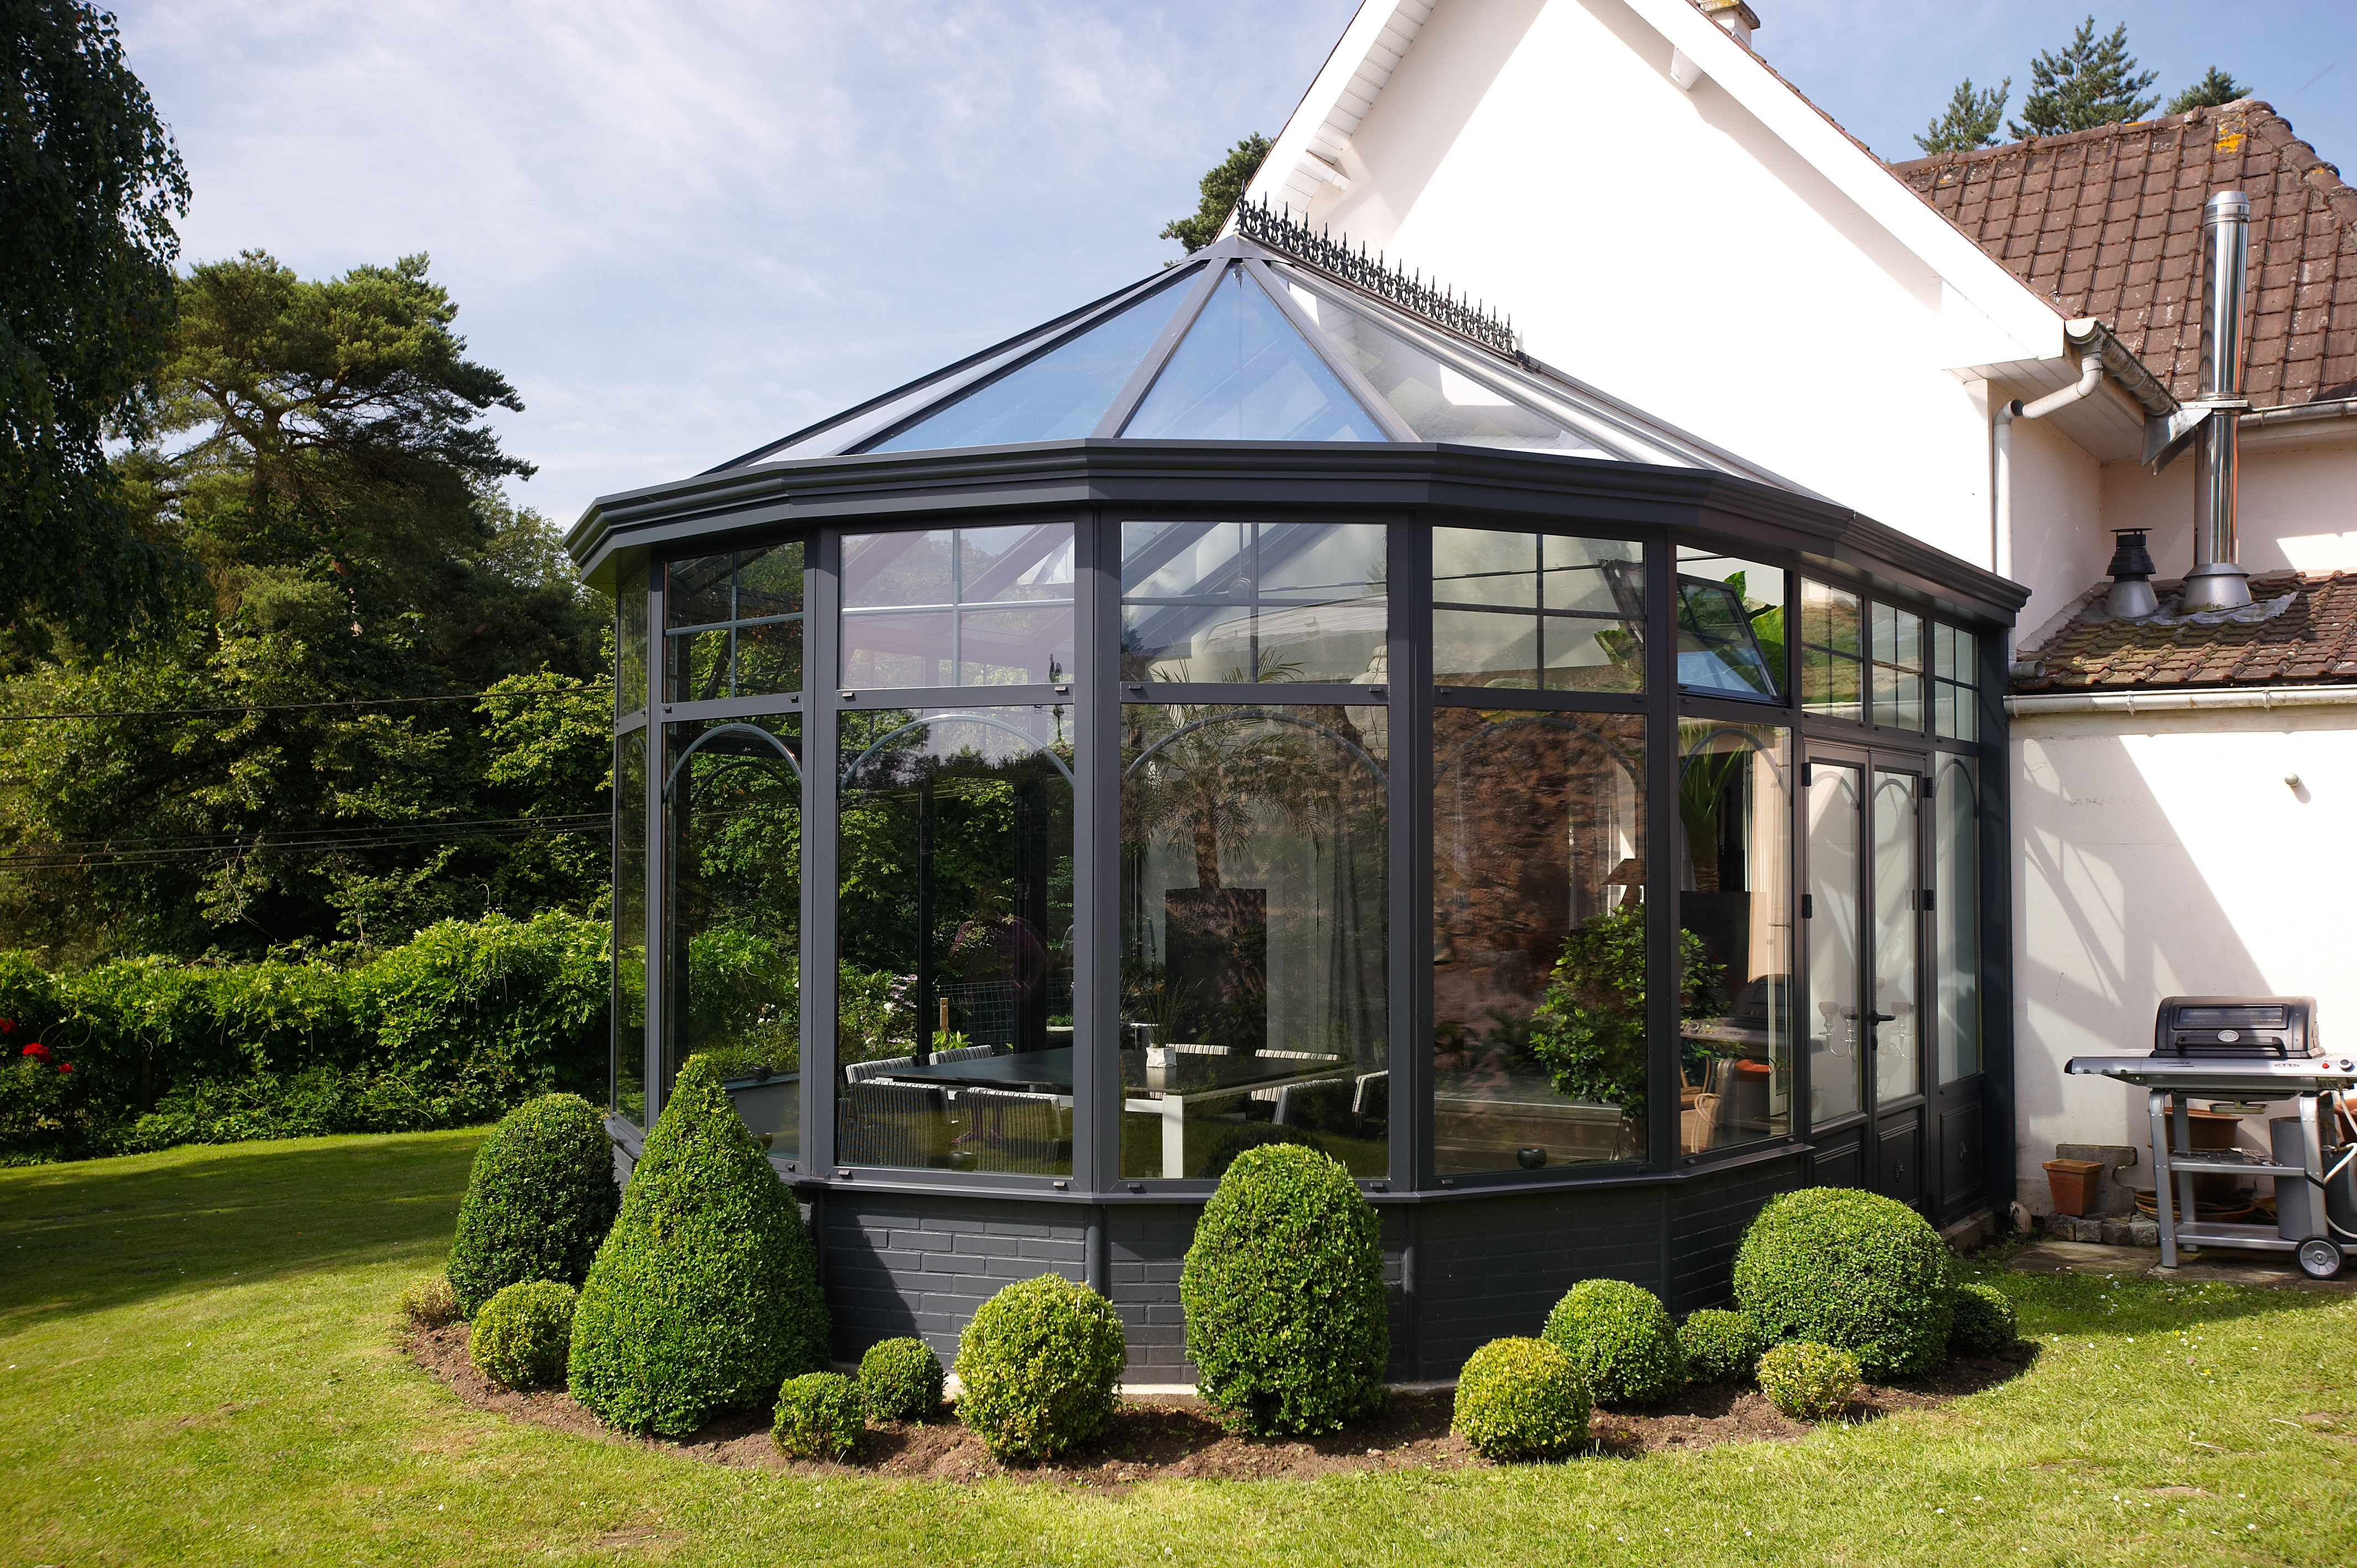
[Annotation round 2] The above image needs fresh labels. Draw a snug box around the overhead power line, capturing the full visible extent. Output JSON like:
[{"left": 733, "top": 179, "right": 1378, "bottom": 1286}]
[{"left": 0, "top": 684, "right": 603, "bottom": 725}]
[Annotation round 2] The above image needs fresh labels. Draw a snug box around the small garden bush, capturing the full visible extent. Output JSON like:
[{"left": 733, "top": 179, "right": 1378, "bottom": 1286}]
[
  {"left": 1757, "top": 1340, "right": 1860, "bottom": 1421},
  {"left": 1948, "top": 1281, "right": 2019, "bottom": 1356},
  {"left": 397, "top": 1275, "right": 462, "bottom": 1329},
  {"left": 1198, "top": 1121, "right": 1325, "bottom": 1183},
  {"left": 1451, "top": 1337, "right": 1591, "bottom": 1461},
  {"left": 1180, "top": 1143, "right": 1387, "bottom": 1436},
  {"left": 469, "top": 1280, "right": 577, "bottom": 1389},
  {"left": 1677, "top": 1308, "right": 1765, "bottom": 1384},
  {"left": 567, "top": 1056, "right": 831, "bottom": 1435},
  {"left": 446, "top": 1092, "right": 619, "bottom": 1314},
  {"left": 773, "top": 1373, "right": 864, "bottom": 1461},
  {"left": 1732, "top": 1187, "right": 1954, "bottom": 1379},
  {"left": 953, "top": 1274, "right": 1126, "bottom": 1462},
  {"left": 858, "top": 1337, "right": 944, "bottom": 1422},
  {"left": 1540, "top": 1278, "right": 1684, "bottom": 1407}
]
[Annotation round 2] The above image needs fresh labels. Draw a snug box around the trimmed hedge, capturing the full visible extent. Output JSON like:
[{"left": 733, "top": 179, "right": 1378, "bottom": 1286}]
[
  {"left": 1757, "top": 1340, "right": 1859, "bottom": 1421},
  {"left": 1677, "top": 1308, "right": 1766, "bottom": 1385},
  {"left": 1451, "top": 1337, "right": 1591, "bottom": 1461},
  {"left": 1198, "top": 1122, "right": 1325, "bottom": 1183},
  {"left": 567, "top": 1056, "right": 831, "bottom": 1435},
  {"left": 954, "top": 1275, "right": 1126, "bottom": 1462},
  {"left": 1732, "top": 1187, "right": 1954, "bottom": 1379},
  {"left": 1948, "top": 1281, "right": 2019, "bottom": 1356},
  {"left": 774, "top": 1373, "right": 864, "bottom": 1461},
  {"left": 446, "top": 1093, "right": 619, "bottom": 1314},
  {"left": 1180, "top": 1143, "right": 1387, "bottom": 1436},
  {"left": 1540, "top": 1278, "right": 1685, "bottom": 1407},
  {"left": 858, "top": 1337, "right": 944, "bottom": 1422},
  {"left": 469, "top": 1280, "right": 577, "bottom": 1389}
]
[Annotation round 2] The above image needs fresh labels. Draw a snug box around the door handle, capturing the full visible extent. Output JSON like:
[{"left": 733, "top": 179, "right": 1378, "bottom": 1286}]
[{"left": 1869, "top": 1011, "right": 1897, "bottom": 1026}]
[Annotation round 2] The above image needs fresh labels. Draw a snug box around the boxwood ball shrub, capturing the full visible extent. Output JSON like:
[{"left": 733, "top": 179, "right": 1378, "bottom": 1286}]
[
  {"left": 445, "top": 1092, "right": 620, "bottom": 1315},
  {"left": 953, "top": 1274, "right": 1126, "bottom": 1462},
  {"left": 1180, "top": 1143, "right": 1388, "bottom": 1436},
  {"left": 1677, "top": 1308, "right": 1766, "bottom": 1384},
  {"left": 1451, "top": 1337, "right": 1592, "bottom": 1461},
  {"left": 1757, "top": 1340, "right": 1860, "bottom": 1421},
  {"left": 858, "top": 1336, "right": 944, "bottom": 1422},
  {"left": 567, "top": 1056, "right": 831, "bottom": 1435},
  {"left": 773, "top": 1372, "right": 864, "bottom": 1461},
  {"left": 1540, "top": 1278, "right": 1685, "bottom": 1407},
  {"left": 1948, "top": 1281, "right": 2019, "bottom": 1356},
  {"left": 468, "top": 1280, "right": 577, "bottom": 1389},
  {"left": 1733, "top": 1187, "right": 1953, "bottom": 1379}
]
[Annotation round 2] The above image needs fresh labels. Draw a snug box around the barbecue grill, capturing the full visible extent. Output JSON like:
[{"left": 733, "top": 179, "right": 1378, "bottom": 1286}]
[{"left": 2066, "top": 996, "right": 2357, "bottom": 1279}]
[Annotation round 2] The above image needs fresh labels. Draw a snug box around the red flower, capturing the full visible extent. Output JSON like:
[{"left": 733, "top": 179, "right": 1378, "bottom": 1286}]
[
  {"left": 56, "top": 1062, "right": 72, "bottom": 1075},
  {"left": 21, "top": 1042, "right": 49, "bottom": 1062},
  {"left": 0, "top": 1018, "right": 13, "bottom": 1034}
]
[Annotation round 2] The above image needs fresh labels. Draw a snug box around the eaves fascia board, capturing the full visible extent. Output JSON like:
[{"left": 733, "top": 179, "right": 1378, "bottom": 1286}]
[{"left": 1234, "top": 1, "right": 1427, "bottom": 226}]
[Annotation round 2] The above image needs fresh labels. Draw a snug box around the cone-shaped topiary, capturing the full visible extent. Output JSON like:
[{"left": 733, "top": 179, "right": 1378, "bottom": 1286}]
[
  {"left": 1180, "top": 1142, "right": 1388, "bottom": 1436},
  {"left": 445, "top": 1092, "right": 620, "bottom": 1315},
  {"left": 1540, "top": 1278, "right": 1685, "bottom": 1407},
  {"left": 1732, "top": 1187, "right": 1953, "bottom": 1379},
  {"left": 567, "top": 1056, "right": 831, "bottom": 1435}
]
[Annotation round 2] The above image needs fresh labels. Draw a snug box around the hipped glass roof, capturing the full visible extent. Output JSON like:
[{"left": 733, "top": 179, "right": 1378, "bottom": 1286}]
[{"left": 718, "top": 236, "right": 1794, "bottom": 483}]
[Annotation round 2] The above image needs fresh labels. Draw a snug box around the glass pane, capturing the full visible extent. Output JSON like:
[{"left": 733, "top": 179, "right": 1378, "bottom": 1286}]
[
  {"left": 1433, "top": 709, "right": 1646, "bottom": 1173},
  {"left": 842, "top": 612, "right": 950, "bottom": 688},
  {"left": 843, "top": 529, "right": 954, "bottom": 610},
  {"left": 1678, "top": 724, "right": 1793, "bottom": 1155},
  {"left": 737, "top": 617, "right": 803, "bottom": 697},
  {"left": 1871, "top": 771, "right": 1920, "bottom": 1105},
  {"left": 1433, "top": 527, "right": 1538, "bottom": 608},
  {"left": 1800, "top": 580, "right": 1861, "bottom": 721},
  {"left": 1123, "top": 265, "right": 1386, "bottom": 443},
  {"left": 1120, "top": 703, "right": 1388, "bottom": 1179},
  {"left": 617, "top": 578, "right": 650, "bottom": 718},
  {"left": 667, "top": 626, "right": 731, "bottom": 704},
  {"left": 664, "top": 715, "right": 802, "bottom": 1159},
  {"left": 1677, "top": 549, "right": 1784, "bottom": 698},
  {"left": 1432, "top": 529, "right": 1643, "bottom": 693},
  {"left": 1871, "top": 606, "right": 1926, "bottom": 730},
  {"left": 1805, "top": 762, "right": 1862, "bottom": 1123},
  {"left": 1121, "top": 520, "right": 1386, "bottom": 684},
  {"left": 843, "top": 525, "right": 1075, "bottom": 689},
  {"left": 614, "top": 731, "right": 647, "bottom": 1123},
  {"left": 1932, "top": 622, "right": 1958, "bottom": 683},
  {"left": 737, "top": 541, "right": 805, "bottom": 620},
  {"left": 870, "top": 278, "right": 1194, "bottom": 452},
  {"left": 1936, "top": 760, "right": 1981, "bottom": 1083},
  {"left": 836, "top": 706, "right": 1075, "bottom": 1174},
  {"left": 666, "top": 554, "right": 733, "bottom": 628},
  {"left": 1277, "top": 274, "right": 1609, "bottom": 453},
  {"left": 1676, "top": 577, "right": 1777, "bottom": 698}
]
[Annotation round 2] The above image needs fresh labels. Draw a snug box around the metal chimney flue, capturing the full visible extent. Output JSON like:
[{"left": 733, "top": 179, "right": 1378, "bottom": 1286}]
[
  {"left": 2183, "top": 189, "right": 2252, "bottom": 612},
  {"left": 2105, "top": 528, "right": 2159, "bottom": 619}
]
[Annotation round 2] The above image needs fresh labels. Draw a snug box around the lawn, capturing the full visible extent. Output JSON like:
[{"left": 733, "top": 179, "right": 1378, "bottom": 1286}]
[{"left": 2, "top": 1132, "right": 2353, "bottom": 1566}]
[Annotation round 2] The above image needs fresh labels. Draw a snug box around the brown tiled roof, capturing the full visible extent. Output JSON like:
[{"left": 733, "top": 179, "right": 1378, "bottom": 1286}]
[
  {"left": 1892, "top": 101, "right": 2357, "bottom": 409},
  {"left": 2013, "top": 572, "right": 2357, "bottom": 692}
]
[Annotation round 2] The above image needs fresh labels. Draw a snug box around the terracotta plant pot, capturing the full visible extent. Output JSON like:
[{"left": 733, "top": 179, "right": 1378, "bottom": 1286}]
[{"left": 2044, "top": 1157, "right": 2106, "bottom": 1216}]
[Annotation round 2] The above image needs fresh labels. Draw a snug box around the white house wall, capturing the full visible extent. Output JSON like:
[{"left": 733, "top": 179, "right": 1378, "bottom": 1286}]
[{"left": 2096, "top": 429, "right": 2357, "bottom": 582}]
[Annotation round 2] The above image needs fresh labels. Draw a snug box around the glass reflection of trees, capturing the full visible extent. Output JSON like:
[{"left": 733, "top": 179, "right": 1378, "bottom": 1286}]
[
  {"left": 1935, "top": 757, "right": 1979, "bottom": 1083},
  {"left": 1432, "top": 710, "right": 1648, "bottom": 1172},
  {"left": 1676, "top": 723, "right": 1793, "bottom": 1156},
  {"left": 1120, "top": 703, "right": 1388, "bottom": 1179},
  {"left": 615, "top": 731, "right": 646, "bottom": 1123},
  {"left": 835, "top": 707, "right": 1075, "bottom": 1173}
]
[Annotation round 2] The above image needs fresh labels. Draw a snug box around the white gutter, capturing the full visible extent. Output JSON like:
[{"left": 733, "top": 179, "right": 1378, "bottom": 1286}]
[
  {"left": 1992, "top": 349, "right": 2103, "bottom": 579},
  {"left": 2008, "top": 684, "right": 2357, "bottom": 717}
]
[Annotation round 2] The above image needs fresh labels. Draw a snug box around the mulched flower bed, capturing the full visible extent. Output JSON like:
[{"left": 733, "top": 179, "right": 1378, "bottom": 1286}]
[{"left": 406, "top": 1323, "right": 2034, "bottom": 1485}]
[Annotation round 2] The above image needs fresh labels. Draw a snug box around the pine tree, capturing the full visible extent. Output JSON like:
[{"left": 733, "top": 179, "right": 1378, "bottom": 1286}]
[
  {"left": 1914, "top": 77, "right": 2011, "bottom": 154},
  {"left": 2008, "top": 17, "right": 2159, "bottom": 137},
  {"left": 1160, "top": 134, "right": 1271, "bottom": 254},
  {"left": 2166, "top": 68, "right": 2248, "bottom": 116}
]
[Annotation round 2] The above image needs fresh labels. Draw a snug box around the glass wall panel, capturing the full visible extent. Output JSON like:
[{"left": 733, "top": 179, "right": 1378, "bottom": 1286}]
[
  {"left": 1677, "top": 723, "right": 1793, "bottom": 1153},
  {"left": 662, "top": 714, "right": 802, "bottom": 1156},
  {"left": 841, "top": 524, "right": 1075, "bottom": 688},
  {"left": 1932, "top": 623, "right": 1978, "bottom": 741},
  {"left": 1120, "top": 703, "right": 1387, "bottom": 1179},
  {"left": 1871, "top": 769, "right": 1922, "bottom": 1104},
  {"left": 1122, "top": 264, "right": 1386, "bottom": 443},
  {"left": 1432, "top": 708, "right": 1647, "bottom": 1172},
  {"left": 1936, "top": 757, "right": 1981, "bottom": 1082},
  {"left": 618, "top": 576, "right": 650, "bottom": 718},
  {"left": 1431, "top": 528, "right": 1643, "bottom": 693},
  {"left": 1121, "top": 520, "right": 1386, "bottom": 684},
  {"left": 835, "top": 705, "right": 1075, "bottom": 1174},
  {"left": 664, "top": 541, "right": 805, "bottom": 703},
  {"left": 1800, "top": 580, "right": 1862, "bottom": 721},
  {"left": 1871, "top": 604, "right": 1925, "bottom": 731},
  {"left": 614, "top": 731, "right": 646, "bottom": 1123},
  {"left": 1806, "top": 760, "right": 1864, "bottom": 1122},
  {"left": 1675, "top": 547, "right": 1785, "bottom": 699}
]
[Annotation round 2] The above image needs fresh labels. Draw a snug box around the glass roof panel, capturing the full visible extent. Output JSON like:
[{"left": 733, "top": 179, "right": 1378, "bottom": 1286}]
[
  {"left": 1122, "top": 265, "right": 1385, "bottom": 443},
  {"left": 867, "top": 277, "right": 1193, "bottom": 453},
  {"left": 1276, "top": 275, "right": 1612, "bottom": 456}
]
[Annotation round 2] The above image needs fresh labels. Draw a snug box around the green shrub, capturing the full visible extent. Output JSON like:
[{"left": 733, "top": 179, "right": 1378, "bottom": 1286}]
[
  {"left": 953, "top": 1274, "right": 1126, "bottom": 1462},
  {"left": 1198, "top": 1121, "right": 1325, "bottom": 1183},
  {"left": 1540, "top": 1278, "right": 1684, "bottom": 1407},
  {"left": 858, "top": 1337, "right": 944, "bottom": 1422},
  {"left": 567, "top": 1056, "right": 831, "bottom": 1435},
  {"left": 1451, "top": 1337, "right": 1591, "bottom": 1461},
  {"left": 1180, "top": 1143, "right": 1387, "bottom": 1435},
  {"left": 397, "top": 1275, "right": 462, "bottom": 1329},
  {"left": 445, "top": 1092, "right": 619, "bottom": 1314},
  {"left": 1757, "top": 1340, "right": 1859, "bottom": 1421},
  {"left": 1677, "top": 1308, "right": 1766, "bottom": 1384},
  {"left": 773, "top": 1373, "right": 864, "bottom": 1461},
  {"left": 1948, "top": 1281, "right": 2019, "bottom": 1356},
  {"left": 1732, "top": 1188, "right": 1953, "bottom": 1379},
  {"left": 470, "top": 1280, "right": 577, "bottom": 1389}
]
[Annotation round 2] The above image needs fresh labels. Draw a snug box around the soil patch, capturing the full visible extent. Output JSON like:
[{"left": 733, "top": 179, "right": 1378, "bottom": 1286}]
[{"left": 406, "top": 1325, "right": 2030, "bottom": 1484}]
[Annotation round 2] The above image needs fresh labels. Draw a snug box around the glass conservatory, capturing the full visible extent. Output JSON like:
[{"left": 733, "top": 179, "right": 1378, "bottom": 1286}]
[{"left": 573, "top": 209, "right": 2024, "bottom": 1374}]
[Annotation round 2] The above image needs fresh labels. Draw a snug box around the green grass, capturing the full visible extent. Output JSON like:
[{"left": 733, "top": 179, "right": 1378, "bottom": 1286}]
[{"left": 2, "top": 1135, "right": 2353, "bottom": 1566}]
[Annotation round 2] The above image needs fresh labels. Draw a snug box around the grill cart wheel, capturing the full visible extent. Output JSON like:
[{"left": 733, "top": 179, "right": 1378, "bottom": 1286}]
[{"left": 2296, "top": 1236, "right": 2344, "bottom": 1281}]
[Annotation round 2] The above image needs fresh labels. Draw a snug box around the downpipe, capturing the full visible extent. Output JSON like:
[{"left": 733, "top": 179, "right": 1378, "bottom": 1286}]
[{"left": 1992, "top": 350, "right": 2103, "bottom": 581}]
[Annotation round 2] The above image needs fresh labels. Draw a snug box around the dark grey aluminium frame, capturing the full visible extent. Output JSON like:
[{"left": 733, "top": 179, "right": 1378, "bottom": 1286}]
[{"left": 576, "top": 439, "right": 2025, "bottom": 1376}]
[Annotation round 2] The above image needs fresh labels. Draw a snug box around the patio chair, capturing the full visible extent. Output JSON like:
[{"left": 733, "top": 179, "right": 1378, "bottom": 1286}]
[
  {"left": 957, "top": 1089, "right": 1073, "bottom": 1175},
  {"left": 837, "top": 1079, "right": 949, "bottom": 1167},
  {"left": 842, "top": 1054, "right": 915, "bottom": 1085}
]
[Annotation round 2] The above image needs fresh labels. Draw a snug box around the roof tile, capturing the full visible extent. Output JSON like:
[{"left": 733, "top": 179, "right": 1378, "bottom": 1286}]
[{"left": 2014, "top": 573, "right": 2357, "bottom": 693}]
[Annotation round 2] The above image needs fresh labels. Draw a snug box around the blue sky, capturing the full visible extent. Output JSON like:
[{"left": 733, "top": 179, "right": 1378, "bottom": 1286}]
[{"left": 112, "top": 1, "right": 2355, "bottom": 535}]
